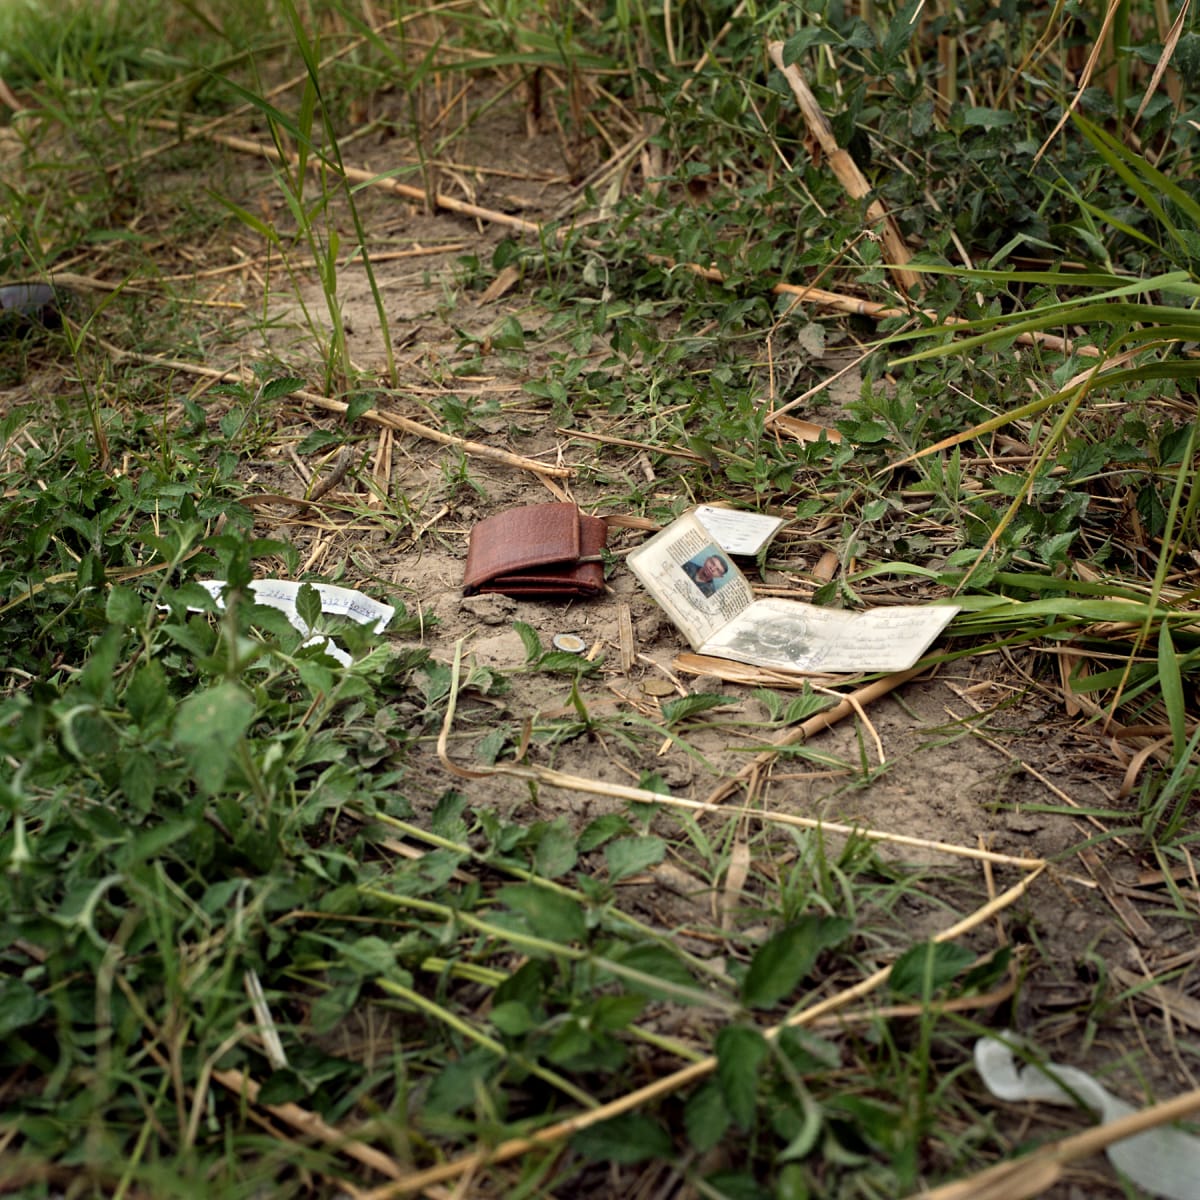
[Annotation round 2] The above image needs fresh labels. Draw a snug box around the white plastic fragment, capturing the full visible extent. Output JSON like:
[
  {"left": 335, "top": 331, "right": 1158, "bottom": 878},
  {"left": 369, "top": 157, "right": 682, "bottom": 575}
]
[
  {"left": 191, "top": 580, "right": 395, "bottom": 666},
  {"left": 975, "top": 1034, "right": 1200, "bottom": 1200}
]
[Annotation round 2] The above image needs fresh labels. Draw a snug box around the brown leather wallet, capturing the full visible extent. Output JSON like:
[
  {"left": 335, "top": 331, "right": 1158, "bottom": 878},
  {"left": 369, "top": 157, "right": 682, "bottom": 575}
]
[{"left": 462, "top": 503, "right": 607, "bottom": 598}]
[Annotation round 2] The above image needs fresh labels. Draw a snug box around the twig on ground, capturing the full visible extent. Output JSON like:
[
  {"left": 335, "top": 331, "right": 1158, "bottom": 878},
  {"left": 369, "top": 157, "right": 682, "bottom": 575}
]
[
  {"left": 94, "top": 343, "right": 572, "bottom": 480},
  {"left": 173, "top": 126, "right": 548, "bottom": 236},
  {"left": 368, "top": 427, "right": 393, "bottom": 507},
  {"left": 704, "top": 666, "right": 927, "bottom": 805},
  {"left": 617, "top": 603, "right": 635, "bottom": 674},
  {"left": 672, "top": 654, "right": 832, "bottom": 688},
  {"left": 556, "top": 427, "right": 707, "bottom": 463},
  {"left": 211, "top": 1067, "right": 413, "bottom": 1186},
  {"left": 495, "top": 765, "right": 1045, "bottom": 868},
  {"left": 299, "top": 391, "right": 571, "bottom": 480},
  {"left": 307, "top": 443, "right": 357, "bottom": 501},
  {"left": 660, "top": 258, "right": 1102, "bottom": 358},
  {"left": 175, "top": 119, "right": 1099, "bottom": 364},
  {"left": 1077, "top": 847, "right": 1159, "bottom": 946},
  {"left": 437, "top": 645, "right": 1044, "bottom": 870}
]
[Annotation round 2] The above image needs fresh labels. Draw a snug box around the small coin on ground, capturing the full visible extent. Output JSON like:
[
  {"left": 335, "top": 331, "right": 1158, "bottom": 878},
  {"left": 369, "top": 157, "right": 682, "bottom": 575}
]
[{"left": 641, "top": 678, "right": 677, "bottom": 696}]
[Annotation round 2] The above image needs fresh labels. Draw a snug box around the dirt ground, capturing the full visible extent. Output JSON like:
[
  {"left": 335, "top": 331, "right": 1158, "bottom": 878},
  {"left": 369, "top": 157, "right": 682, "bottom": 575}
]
[{"left": 13, "top": 90, "right": 1195, "bottom": 1196}]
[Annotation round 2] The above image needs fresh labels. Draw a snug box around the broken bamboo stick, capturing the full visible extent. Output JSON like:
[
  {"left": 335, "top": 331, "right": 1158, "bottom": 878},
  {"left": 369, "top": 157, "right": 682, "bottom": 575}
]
[
  {"left": 767, "top": 40, "right": 920, "bottom": 297},
  {"left": 170, "top": 119, "right": 1098, "bottom": 362},
  {"left": 704, "top": 665, "right": 926, "bottom": 805}
]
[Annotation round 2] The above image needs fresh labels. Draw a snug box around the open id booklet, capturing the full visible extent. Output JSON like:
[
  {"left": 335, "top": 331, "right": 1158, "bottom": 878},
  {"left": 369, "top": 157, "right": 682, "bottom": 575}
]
[{"left": 627, "top": 512, "right": 959, "bottom": 674}]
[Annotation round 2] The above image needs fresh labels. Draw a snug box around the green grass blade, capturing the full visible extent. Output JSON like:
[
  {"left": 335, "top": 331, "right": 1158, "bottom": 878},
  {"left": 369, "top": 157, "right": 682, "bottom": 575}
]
[
  {"left": 1158, "top": 623, "right": 1188, "bottom": 760},
  {"left": 1074, "top": 113, "right": 1200, "bottom": 231},
  {"left": 1074, "top": 115, "right": 1176, "bottom": 234},
  {"left": 888, "top": 293, "right": 1198, "bottom": 365},
  {"left": 889, "top": 262, "right": 1158, "bottom": 289}
]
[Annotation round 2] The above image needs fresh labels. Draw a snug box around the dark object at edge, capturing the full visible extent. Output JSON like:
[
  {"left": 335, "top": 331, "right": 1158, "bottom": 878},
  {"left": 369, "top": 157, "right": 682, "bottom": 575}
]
[{"left": 0, "top": 283, "right": 63, "bottom": 332}]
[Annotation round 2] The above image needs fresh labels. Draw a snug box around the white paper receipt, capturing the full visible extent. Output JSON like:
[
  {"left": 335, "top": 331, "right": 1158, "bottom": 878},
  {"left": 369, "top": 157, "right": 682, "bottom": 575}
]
[
  {"left": 694, "top": 506, "right": 785, "bottom": 557},
  {"left": 191, "top": 580, "right": 395, "bottom": 666}
]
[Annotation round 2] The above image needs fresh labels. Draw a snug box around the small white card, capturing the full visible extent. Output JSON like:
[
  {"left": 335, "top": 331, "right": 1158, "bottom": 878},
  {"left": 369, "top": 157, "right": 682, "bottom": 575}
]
[{"left": 694, "top": 505, "right": 785, "bottom": 556}]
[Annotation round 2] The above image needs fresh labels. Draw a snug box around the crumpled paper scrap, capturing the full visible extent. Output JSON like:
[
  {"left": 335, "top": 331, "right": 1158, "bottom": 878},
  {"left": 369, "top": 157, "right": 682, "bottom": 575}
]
[
  {"left": 976, "top": 1034, "right": 1200, "bottom": 1200},
  {"left": 192, "top": 580, "right": 395, "bottom": 666}
]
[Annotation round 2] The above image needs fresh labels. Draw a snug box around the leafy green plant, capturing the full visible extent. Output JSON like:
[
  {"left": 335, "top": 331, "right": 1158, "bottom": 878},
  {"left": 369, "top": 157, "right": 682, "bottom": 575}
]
[
  {"left": 873, "top": 113, "right": 1200, "bottom": 745},
  {"left": 513, "top": 620, "right": 601, "bottom": 677}
]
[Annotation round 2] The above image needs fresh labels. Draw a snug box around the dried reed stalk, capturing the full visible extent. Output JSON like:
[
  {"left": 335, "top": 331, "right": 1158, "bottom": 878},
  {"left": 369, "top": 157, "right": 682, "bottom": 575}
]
[
  {"left": 178, "top": 119, "right": 1098, "bottom": 362},
  {"left": 704, "top": 665, "right": 926, "bottom": 805},
  {"left": 436, "top": 647, "right": 1044, "bottom": 871},
  {"left": 766, "top": 40, "right": 920, "bottom": 297},
  {"left": 212, "top": 1067, "right": 407, "bottom": 1181},
  {"left": 299, "top": 391, "right": 571, "bottom": 479},
  {"left": 556, "top": 427, "right": 707, "bottom": 463},
  {"left": 504, "top": 764, "right": 1044, "bottom": 869},
  {"left": 672, "top": 652, "right": 838, "bottom": 688},
  {"left": 96, "top": 345, "right": 570, "bottom": 480},
  {"left": 1034, "top": 0, "right": 1124, "bottom": 164},
  {"left": 664, "top": 258, "right": 1102, "bottom": 358},
  {"left": 175, "top": 126, "right": 547, "bottom": 236}
]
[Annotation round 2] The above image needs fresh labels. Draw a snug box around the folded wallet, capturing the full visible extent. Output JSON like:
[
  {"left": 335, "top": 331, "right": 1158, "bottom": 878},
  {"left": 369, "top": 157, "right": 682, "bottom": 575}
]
[{"left": 463, "top": 503, "right": 607, "bottom": 598}]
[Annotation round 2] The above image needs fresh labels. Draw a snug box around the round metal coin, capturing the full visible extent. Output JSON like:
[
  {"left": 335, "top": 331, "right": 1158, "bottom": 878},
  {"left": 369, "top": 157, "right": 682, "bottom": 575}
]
[
  {"left": 641, "top": 678, "right": 677, "bottom": 696},
  {"left": 551, "top": 633, "right": 586, "bottom": 654}
]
